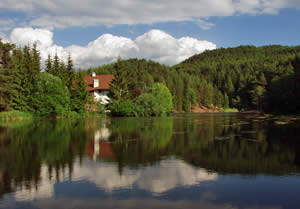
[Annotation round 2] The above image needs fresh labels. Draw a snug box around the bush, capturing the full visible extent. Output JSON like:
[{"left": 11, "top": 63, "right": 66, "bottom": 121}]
[
  {"left": 136, "top": 83, "right": 173, "bottom": 116},
  {"left": 135, "top": 93, "right": 154, "bottom": 117},
  {"left": 110, "top": 100, "right": 136, "bottom": 116},
  {"left": 109, "top": 83, "right": 173, "bottom": 117},
  {"left": 31, "top": 72, "right": 70, "bottom": 116}
]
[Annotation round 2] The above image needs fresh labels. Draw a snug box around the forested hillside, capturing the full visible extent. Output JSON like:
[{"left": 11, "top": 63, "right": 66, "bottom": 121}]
[
  {"left": 88, "top": 58, "right": 226, "bottom": 112},
  {"left": 176, "top": 45, "right": 300, "bottom": 113},
  {"left": 89, "top": 45, "right": 300, "bottom": 113}
]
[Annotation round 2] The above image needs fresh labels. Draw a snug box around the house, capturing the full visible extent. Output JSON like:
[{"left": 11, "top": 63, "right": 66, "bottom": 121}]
[{"left": 84, "top": 72, "right": 115, "bottom": 104}]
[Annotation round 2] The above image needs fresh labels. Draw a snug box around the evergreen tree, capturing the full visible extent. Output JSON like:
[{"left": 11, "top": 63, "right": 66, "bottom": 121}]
[
  {"left": 0, "top": 67, "right": 12, "bottom": 111},
  {"left": 52, "top": 53, "right": 60, "bottom": 77},
  {"left": 224, "top": 93, "right": 229, "bottom": 109},
  {"left": 45, "top": 54, "right": 52, "bottom": 73},
  {"left": 184, "top": 88, "right": 197, "bottom": 112},
  {"left": 31, "top": 43, "right": 41, "bottom": 75},
  {"left": 70, "top": 72, "right": 88, "bottom": 113},
  {"left": 66, "top": 54, "right": 75, "bottom": 89},
  {"left": 9, "top": 48, "right": 32, "bottom": 111},
  {"left": 0, "top": 41, "right": 14, "bottom": 111}
]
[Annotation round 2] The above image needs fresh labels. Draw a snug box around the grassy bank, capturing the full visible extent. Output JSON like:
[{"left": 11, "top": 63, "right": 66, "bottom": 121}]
[
  {"left": 0, "top": 111, "right": 33, "bottom": 120},
  {"left": 63, "top": 111, "right": 105, "bottom": 118},
  {"left": 220, "top": 108, "right": 239, "bottom": 113},
  {"left": 0, "top": 110, "right": 105, "bottom": 121}
]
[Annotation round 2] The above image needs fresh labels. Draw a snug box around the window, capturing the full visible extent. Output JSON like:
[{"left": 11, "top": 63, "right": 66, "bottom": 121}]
[{"left": 94, "top": 79, "right": 99, "bottom": 88}]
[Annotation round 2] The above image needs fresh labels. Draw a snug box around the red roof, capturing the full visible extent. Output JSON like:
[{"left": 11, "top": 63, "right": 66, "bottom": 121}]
[{"left": 84, "top": 74, "right": 115, "bottom": 91}]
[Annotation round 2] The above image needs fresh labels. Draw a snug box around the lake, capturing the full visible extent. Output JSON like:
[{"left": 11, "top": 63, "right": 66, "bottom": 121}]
[{"left": 0, "top": 113, "right": 300, "bottom": 209}]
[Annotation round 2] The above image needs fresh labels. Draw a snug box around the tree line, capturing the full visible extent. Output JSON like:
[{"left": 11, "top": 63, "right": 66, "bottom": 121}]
[
  {"left": 89, "top": 45, "right": 300, "bottom": 114},
  {"left": 1, "top": 39, "right": 300, "bottom": 116},
  {"left": 0, "top": 40, "right": 88, "bottom": 116}
]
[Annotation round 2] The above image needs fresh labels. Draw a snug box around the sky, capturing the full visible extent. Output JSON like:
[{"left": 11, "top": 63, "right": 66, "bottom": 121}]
[{"left": 0, "top": 0, "right": 300, "bottom": 69}]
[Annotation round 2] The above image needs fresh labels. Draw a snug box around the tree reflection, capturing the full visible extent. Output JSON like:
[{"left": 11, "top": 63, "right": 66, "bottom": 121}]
[{"left": 0, "top": 115, "right": 300, "bottom": 198}]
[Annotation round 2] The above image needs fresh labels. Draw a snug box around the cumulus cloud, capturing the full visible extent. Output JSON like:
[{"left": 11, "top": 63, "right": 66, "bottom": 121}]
[
  {"left": 1, "top": 0, "right": 300, "bottom": 29},
  {"left": 8, "top": 27, "right": 216, "bottom": 68}
]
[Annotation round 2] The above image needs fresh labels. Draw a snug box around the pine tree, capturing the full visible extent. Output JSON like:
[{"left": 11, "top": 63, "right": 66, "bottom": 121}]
[
  {"left": 66, "top": 54, "right": 75, "bottom": 89},
  {"left": 59, "top": 61, "right": 67, "bottom": 85},
  {"left": 0, "top": 41, "right": 14, "bottom": 111},
  {"left": 9, "top": 48, "right": 32, "bottom": 111},
  {"left": 45, "top": 55, "right": 52, "bottom": 73},
  {"left": 109, "top": 59, "right": 131, "bottom": 101},
  {"left": 31, "top": 43, "right": 41, "bottom": 75},
  {"left": 70, "top": 72, "right": 88, "bottom": 113},
  {"left": 52, "top": 53, "right": 60, "bottom": 77},
  {"left": 0, "top": 67, "right": 12, "bottom": 111},
  {"left": 224, "top": 93, "right": 229, "bottom": 108}
]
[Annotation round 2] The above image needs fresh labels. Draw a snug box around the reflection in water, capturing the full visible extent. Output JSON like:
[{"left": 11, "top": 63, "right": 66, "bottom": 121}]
[
  {"left": 66, "top": 158, "right": 217, "bottom": 193},
  {"left": 14, "top": 166, "right": 54, "bottom": 201},
  {"left": 0, "top": 114, "right": 300, "bottom": 209}
]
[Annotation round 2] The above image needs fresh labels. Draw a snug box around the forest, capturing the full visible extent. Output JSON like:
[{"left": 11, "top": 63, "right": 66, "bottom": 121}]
[
  {"left": 89, "top": 45, "right": 300, "bottom": 114},
  {"left": 0, "top": 39, "right": 299, "bottom": 117}
]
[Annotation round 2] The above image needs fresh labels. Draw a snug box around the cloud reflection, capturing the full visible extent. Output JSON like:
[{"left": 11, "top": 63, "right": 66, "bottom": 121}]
[
  {"left": 11, "top": 158, "right": 217, "bottom": 200},
  {"left": 68, "top": 158, "right": 217, "bottom": 193}
]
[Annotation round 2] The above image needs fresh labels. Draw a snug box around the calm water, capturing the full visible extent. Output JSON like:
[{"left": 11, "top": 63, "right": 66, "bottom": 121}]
[{"left": 0, "top": 113, "right": 300, "bottom": 209}]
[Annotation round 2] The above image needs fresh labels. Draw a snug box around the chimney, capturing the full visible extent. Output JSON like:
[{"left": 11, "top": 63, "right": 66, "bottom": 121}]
[{"left": 92, "top": 72, "right": 96, "bottom": 77}]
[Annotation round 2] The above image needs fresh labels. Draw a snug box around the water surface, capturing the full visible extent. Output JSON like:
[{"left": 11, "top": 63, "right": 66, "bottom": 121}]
[{"left": 0, "top": 113, "right": 300, "bottom": 209}]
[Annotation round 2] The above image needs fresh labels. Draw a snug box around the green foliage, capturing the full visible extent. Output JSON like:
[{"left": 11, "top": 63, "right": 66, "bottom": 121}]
[
  {"left": 184, "top": 88, "right": 197, "bottom": 112},
  {"left": 0, "top": 67, "right": 12, "bottom": 111},
  {"left": 2, "top": 37, "right": 300, "bottom": 115},
  {"left": 110, "top": 99, "right": 136, "bottom": 117},
  {"left": 135, "top": 93, "right": 155, "bottom": 116},
  {"left": 8, "top": 46, "right": 40, "bottom": 112},
  {"left": 95, "top": 101, "right": 106, "bottom": 114},
  {"left": 224, "top": 93, "right": 229, "bottom": 109},
  {"left": 70, "top": 72, "right": 88, "bottom": 113},
  {"left": 0, "top": 111, "right": 33, "bottom": 120},
  {"left": 135, "top": 83, "right": 173, "bottom": 117},
  {"left": 31, "top": 72, "right": 70, "bottom": 116},
  {"left": 151, "top": 83, "right": 173, "bottom": 115},
  {"left": 0, "top": 41, "right": 14, "bottom": 111},
  {"left": 220, "top": 108, "right": 239, "bottom": 112},
  {"left": 176, "top": 45, "right": 300, "bottom": 113}
]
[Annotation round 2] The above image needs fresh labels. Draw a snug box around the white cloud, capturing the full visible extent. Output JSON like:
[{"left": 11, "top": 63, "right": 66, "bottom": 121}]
[
  {"left": 1, "top": 0, "right": 300, "bottom": 29},
  {"left": 66, "top": 34, "right": 139, "bottom": 69},
  {"left": 9, "top": 28, "right": 68, "bottom": 65},
  {"left": 135, "top": 30, "right": 216, "bottom": 65},
  {"left": 8, "top": 27, "right": 216, "bottom": 68},
  {"left": 10, "top": 28, "right": 53, "bottom": 48}
]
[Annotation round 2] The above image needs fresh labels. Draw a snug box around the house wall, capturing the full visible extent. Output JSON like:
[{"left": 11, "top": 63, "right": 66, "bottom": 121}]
[{"left": 94, "top": 90, "right": 111, "bottom": 104}]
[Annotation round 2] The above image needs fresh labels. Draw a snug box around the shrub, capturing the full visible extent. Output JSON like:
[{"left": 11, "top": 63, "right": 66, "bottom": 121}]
[
  {"left": 31, "top": 72, "right": 70, "bottom": 116},
  {"left": 136, "top": 83, "right": 173, "bottom": 116},
  {"left": 110, "top": 99, "right": 136, "bottom": 116}
]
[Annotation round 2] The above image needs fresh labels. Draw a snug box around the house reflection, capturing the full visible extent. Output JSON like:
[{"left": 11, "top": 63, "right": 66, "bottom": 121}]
[{"left": 86, "top": 127, "right": 114, "bottom": 161}]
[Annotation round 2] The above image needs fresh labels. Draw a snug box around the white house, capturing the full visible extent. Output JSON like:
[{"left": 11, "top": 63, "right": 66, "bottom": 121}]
[{"left": 84, "top": 72, "right": 115, "bottom": 104}]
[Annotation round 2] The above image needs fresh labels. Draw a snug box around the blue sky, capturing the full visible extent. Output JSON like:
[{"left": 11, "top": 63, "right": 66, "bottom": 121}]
[
  {"left": 1, "top": 0, "right": 300, "bottom": 68},
  {"left": 51, "top": 8, "right": 300, "bottom": 48}
]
